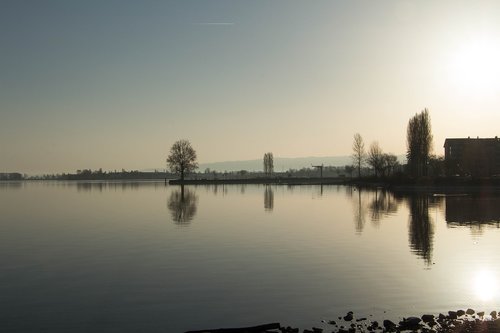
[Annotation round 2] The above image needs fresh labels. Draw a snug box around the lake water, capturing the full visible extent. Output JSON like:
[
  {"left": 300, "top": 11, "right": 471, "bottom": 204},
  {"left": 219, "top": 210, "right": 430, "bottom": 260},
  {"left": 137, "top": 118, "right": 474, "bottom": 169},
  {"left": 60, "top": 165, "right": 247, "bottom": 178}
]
[{"left": 1, "top": 181, "right": 500, "bottom": 332}]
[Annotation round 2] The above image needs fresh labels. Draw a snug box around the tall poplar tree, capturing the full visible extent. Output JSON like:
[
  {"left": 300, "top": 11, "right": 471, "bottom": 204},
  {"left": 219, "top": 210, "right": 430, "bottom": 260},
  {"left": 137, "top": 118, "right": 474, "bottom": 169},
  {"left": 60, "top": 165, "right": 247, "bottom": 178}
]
[{"left": 406, "top": 109, "right": 433, "bottom": 177}]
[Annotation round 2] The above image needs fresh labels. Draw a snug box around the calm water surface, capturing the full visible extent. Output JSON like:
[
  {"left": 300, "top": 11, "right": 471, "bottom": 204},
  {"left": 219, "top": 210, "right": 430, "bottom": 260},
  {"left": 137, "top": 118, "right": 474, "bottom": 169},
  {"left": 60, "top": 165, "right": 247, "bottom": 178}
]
[{"left": 1, "top": 181, "right": 499, "bottom": 332}]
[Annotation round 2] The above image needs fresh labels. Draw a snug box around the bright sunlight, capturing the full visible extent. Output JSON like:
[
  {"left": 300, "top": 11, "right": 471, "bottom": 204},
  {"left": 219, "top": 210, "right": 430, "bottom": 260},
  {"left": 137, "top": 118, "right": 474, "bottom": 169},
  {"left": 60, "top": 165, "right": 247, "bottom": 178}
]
[
  {"left": 473, "top": 270, "right": 498, "bottom": 302},
  {"left": 447, "top": 38, "right": 500, "bottom": 97}
]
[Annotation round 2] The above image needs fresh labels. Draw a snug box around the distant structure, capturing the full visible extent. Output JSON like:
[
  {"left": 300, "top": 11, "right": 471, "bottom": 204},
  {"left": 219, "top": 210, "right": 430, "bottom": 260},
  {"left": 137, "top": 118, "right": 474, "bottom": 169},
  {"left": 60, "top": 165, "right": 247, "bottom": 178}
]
[
  {"left": 0, "top": 173, "right": 23, "bottom": 180},
  {"left": 444, "top": 137, "right": 500, "bottom": 177},
  {"left": 312, "top": 164, "right": 324, "bottom": 178}
]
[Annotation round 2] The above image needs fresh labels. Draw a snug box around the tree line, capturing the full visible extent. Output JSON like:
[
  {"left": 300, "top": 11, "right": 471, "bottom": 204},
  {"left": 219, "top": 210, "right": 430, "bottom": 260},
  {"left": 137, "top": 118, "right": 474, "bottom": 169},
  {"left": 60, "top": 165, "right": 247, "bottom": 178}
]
[
  {"left": 166, "top": 109, "right": 440, "bottom": 181},
  {"left": 14, "top": 109, "right": 438, "bottom": 181},
  {"left": 351, "top": 108, "right": 442, "bottom": 179}
]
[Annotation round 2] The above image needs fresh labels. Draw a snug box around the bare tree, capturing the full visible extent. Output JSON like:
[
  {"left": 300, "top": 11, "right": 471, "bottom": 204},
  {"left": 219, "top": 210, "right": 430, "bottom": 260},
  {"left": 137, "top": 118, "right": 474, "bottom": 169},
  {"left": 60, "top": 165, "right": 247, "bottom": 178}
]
[
  {"left": 367, "top": 141, "right": 384, "bottom": 177},
  {"left": 352, "top": 133, "right": 366, "bottom": 178},
  {"left": 383, "top": 153, "right": 399, "bottom": 176},
  {"left": 263, "top": 152, "right": 274, "bottom": 175},
  {"left": 407, "top": 109, "right": 433, "bottom": 177},
  {"left": 166, "top": 139, "right": 198, "bottom": 180}
]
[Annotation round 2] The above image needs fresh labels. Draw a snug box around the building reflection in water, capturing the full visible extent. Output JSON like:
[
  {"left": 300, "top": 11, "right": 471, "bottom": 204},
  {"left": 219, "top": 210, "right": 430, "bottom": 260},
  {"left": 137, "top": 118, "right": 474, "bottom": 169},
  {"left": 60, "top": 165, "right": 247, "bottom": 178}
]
[
  {"left": 445, "top": 195, "right": 500, "bottom": 235},
  {"left": 167, "top": 185, "right": 198, "bottom": 225},
  {"left": 264, "top": 185, "right": 274, "bottom": 212}
]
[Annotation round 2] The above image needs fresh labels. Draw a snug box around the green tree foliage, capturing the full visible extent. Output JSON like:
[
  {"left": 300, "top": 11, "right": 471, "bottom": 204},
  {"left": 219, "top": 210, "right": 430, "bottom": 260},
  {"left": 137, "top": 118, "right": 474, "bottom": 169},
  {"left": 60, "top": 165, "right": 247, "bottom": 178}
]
[
  {"left": 167, "top": 139, "right": 198, "bottom": 180},
  {"left": 406, "top": 109, "right": 433, "bottom": 177}
]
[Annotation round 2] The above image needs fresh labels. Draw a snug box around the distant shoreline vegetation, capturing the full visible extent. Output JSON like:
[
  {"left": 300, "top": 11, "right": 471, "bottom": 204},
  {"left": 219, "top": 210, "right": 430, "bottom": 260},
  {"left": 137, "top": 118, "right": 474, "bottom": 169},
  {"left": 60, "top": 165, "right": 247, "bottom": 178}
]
[
  {"left": 5, "top": 169, "right": 500, "bottom": 190},
  {"left": 4, "top": 109, "right": 499, "bottom": 185},
  {"left": 0, "top": 165, "right": 371, "bottom": 181}
]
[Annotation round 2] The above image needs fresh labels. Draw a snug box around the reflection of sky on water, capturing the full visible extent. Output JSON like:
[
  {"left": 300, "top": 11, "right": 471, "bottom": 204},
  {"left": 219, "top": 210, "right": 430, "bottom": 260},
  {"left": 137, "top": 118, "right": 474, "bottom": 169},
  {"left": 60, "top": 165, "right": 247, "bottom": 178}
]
[{"left": 1, "top": 182, "right": 500, "bottom": 332}]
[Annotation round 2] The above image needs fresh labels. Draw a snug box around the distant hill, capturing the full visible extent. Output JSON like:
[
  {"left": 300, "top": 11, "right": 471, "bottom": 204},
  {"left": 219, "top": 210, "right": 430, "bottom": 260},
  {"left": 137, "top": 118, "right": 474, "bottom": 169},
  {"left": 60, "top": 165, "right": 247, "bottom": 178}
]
[
  {"left": 146, "top": 155, "right": 406, "bottom": 173},
  {"left": 197, "top": 156, "right": 351, "bottom": 172}
]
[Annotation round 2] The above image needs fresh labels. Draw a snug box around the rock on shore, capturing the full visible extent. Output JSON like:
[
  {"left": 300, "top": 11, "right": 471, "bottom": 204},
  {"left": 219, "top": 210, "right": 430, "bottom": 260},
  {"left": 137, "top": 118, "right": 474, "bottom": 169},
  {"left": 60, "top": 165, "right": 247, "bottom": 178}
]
[{"left": 186, "top": 309, "right": 500, "bottom": 333}]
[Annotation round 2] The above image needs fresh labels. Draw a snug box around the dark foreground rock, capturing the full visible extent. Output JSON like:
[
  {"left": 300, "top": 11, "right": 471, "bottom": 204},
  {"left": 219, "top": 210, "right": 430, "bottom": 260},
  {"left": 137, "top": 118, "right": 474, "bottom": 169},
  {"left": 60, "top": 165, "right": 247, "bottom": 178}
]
[
  {"left": 185, "top": 309, "right": 500, "bottom": 333},
  {"left": 185, "top": 322, "right": 280, "bottom": 333}
]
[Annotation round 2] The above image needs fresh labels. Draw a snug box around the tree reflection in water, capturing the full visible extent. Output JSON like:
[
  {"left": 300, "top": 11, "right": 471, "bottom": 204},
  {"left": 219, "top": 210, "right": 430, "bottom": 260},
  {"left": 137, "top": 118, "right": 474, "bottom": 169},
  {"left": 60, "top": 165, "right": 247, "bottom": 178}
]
[
  {"left": 264, "top": 185, "right": 274, "bottom": 212},
  {"left": 406, "top": 194, "right": 433, "bottom": 264},
  {"left": 350, "top": 187, "right": 443, "bottom": 266},
  {"left": 352, "top": 188, "right": 367, "bottom": 234},
  {"left": 167, "top": 185, "right": 198, "bottom": 225},
  {"left": 369, "top": 189, "right": 400, "bottom": 225}
]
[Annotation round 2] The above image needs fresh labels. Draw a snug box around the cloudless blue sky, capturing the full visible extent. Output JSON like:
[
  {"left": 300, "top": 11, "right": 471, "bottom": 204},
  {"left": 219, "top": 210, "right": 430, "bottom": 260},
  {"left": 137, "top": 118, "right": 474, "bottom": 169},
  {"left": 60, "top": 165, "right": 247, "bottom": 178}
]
[{"left": 2, "top": 1, "right": 500, "bottom": 173}]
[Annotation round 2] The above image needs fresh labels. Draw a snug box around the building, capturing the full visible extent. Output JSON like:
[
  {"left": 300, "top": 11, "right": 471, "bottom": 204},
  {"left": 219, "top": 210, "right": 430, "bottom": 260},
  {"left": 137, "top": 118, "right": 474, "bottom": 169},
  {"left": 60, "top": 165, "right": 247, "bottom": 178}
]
[
  {"left": 444, "top": 137, "right": 500, "bottom": 177},
  {"left": 0, "top": 173, "right": 23, "bottom": 180}
]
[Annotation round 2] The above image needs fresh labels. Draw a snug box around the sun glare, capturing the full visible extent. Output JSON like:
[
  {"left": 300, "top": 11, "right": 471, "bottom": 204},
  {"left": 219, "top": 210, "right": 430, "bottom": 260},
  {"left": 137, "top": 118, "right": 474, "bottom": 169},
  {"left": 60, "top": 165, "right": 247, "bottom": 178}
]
[
  {"left": 447, "top": 39, "right": 500, "bottom": 97},
  {"left": 473, "top": 270, "right": 498, "bottom": 302}
]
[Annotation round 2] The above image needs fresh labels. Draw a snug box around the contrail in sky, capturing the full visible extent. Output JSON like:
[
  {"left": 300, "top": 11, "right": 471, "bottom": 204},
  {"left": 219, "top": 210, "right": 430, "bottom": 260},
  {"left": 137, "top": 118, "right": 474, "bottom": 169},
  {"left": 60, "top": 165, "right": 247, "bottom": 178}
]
[{"left": 193, "top": 22, "right": 235, "bottom": 26}]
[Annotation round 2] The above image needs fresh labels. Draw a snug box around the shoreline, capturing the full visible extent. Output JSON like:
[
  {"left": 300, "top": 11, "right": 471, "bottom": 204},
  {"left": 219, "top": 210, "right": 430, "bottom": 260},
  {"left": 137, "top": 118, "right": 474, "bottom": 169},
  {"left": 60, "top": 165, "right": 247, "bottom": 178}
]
[
  {"left": 168, "top": 177, "right": 500, "bottom": 193},
  {"left": 186, "top": 309, "right": 500, "bottom": 333},
  {"left": 168, "top": 177, "right": 347, "bottom": 185}
]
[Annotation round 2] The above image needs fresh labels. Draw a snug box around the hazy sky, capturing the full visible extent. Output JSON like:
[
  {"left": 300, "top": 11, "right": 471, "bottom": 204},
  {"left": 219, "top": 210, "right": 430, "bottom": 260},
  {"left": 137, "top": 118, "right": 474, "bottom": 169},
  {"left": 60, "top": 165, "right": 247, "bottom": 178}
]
[{"left": 2, "top": 1, "right": 500, "bottom": 174}]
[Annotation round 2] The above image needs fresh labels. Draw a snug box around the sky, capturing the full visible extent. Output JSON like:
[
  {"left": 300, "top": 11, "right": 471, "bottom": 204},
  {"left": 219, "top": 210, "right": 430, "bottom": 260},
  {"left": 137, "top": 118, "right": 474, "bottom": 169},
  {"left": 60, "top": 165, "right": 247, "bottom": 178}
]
[{"left": 2, "top": 0, "right": 500, "bottom": 174}]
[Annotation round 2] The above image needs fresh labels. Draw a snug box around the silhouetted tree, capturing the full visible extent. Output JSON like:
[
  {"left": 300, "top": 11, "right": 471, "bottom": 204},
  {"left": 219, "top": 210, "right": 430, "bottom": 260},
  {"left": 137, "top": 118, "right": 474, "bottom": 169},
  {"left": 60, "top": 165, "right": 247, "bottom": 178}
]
[
  {"left": 167, "top": 139, "right": 198, "bottom": 180},
  {"left": 406, "top": 109, "right": 433, "bottom": 177},
  {"left": 383, "top": 153, "right": 399, "bottom": 176},
  {"left": 428, "top": 155, "right": 445, "bottom": 177},
  {"left": 367, "top": 141, "right": 384, "bottom": 177},
  {"left": 263, "top": 152, "right": 274, "bottom": 175},
  {"left": 352, "top": 133, "right": 366, "bottom": 178}
]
